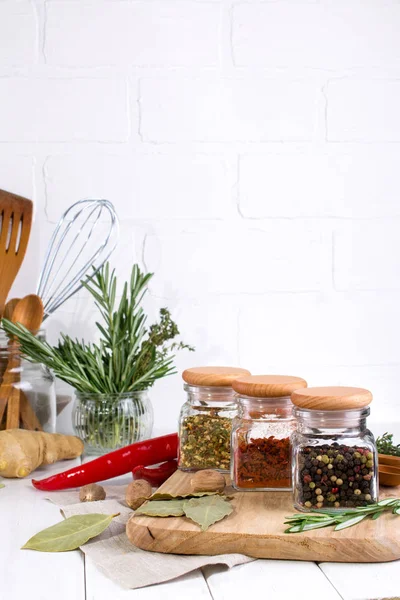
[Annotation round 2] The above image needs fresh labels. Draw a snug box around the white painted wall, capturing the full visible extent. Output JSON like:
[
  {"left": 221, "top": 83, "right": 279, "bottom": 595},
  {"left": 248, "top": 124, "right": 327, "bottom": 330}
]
[{"left": 1, "top": 0, "right": 399, "bottom": 434}]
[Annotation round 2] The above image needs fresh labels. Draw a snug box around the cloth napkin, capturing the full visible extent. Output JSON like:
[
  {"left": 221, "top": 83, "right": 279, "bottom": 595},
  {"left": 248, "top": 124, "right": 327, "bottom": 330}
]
[{"left": 50, "top": 485, "right": 254, "bottom": 589}]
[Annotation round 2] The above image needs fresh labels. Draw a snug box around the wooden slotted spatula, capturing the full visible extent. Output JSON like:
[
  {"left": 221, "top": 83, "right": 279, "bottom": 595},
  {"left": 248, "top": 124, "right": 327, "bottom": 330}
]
[{"left": 0, "top": 190, "right": 33, "bottom": 318}]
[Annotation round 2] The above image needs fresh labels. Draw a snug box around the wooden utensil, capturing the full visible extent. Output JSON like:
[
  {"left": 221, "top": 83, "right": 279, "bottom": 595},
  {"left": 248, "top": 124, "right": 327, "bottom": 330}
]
[
  {"left": 379, "top": 453, "right": 400, "bottom": 468},
  {"left": 11, "top": 294, "right": 44, "bottom": 334},
  {"left": 0, "top": 190, "right": 33, "bottom": 317},
  {"left": 0, "top": 294, "right": 44, "bottom": 430},
  {"left": 127, "top": 470, "right": 400, "bottom": 563},
  {"left": 3, "top": 298, "right": 21, "bottom": 321},
  {"left": 379, "top": 465, "right": 400, "bottom": 487}
]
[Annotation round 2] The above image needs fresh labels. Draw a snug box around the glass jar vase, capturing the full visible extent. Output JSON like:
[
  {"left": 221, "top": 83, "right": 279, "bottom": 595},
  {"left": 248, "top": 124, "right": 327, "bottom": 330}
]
[
  {"left": 291, "top": 386, "right": 378, "bottom": 511},
  {"left": 231, "top": 375, "right": 307, "bottom": 491},
  {"left": 72, "top": 390, "right": 154, "bottom": 455},
  {"left": 0, "top": 332, "right": 56, "bottom": 432},
  {"left": 178, "top": 366, "right": 250, "bottom": 472}
]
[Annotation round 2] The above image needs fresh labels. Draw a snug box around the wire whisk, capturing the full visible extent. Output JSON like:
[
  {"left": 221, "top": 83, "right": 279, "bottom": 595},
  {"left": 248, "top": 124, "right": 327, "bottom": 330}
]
[{"left": 37, "top": 199, "right": 119, "bottom": 319}]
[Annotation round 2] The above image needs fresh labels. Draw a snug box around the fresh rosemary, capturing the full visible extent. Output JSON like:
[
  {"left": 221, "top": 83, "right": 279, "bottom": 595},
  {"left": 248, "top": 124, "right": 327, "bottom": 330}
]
[
  {"left": 376, "top": 432, "right": 400, "bottom": 457},
  {"left": 2, "top": 263, "right": 193, "bottom": 394},
  {"left": 284, "top": 497, "right": 400, "bottom": 533}
]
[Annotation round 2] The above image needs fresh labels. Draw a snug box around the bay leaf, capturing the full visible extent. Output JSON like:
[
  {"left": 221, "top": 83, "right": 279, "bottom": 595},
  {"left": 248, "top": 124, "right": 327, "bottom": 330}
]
[
  {"left": 135, "top": 499, "right": 185, "bottom": 517},
  {"left": 150, "top": 491, "right": 219, "bottom": 501},
  {"left": 22, "top": 513, "right": 119, "bottom": 552},
  {"left": 183, "top": 495, "right": 233, "bottom": 531}
]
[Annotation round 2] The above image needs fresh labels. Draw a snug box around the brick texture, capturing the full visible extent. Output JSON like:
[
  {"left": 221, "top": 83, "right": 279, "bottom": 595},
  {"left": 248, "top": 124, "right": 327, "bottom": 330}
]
[
  {"left": 45, "top": 2, "right": 219, "bottom": 67},
  {"left": 0, "top": 3, "right": 36, "bottom": 66},
  {"left": 0, "top": 78, "right": 128, "bottom": 142},
  {"left": 139, "top": 78, "right": 319, "bottom": 142},
  {"left": 232, "top": 3, "right": 400, "bottom": 69},
  {"left": 0, "top": 0, "right": 398, "bottom": 428}
]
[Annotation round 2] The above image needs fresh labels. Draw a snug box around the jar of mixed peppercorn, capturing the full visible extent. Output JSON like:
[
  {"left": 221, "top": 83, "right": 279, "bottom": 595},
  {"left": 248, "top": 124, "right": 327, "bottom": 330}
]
[
  {"left": 291, "top": 386, "right": 378, "bottom": 511},
  {"left": 231, "top": 375, "right": 307, "bottom": 491},
  {"left": 178, "top": 366, "right": 251, "bottom": 472}
]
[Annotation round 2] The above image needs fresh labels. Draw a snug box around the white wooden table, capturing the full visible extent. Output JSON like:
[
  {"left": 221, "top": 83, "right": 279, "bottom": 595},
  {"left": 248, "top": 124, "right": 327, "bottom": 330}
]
[{"left": 2, "top": 421, "right": 400, "bottom": 600}]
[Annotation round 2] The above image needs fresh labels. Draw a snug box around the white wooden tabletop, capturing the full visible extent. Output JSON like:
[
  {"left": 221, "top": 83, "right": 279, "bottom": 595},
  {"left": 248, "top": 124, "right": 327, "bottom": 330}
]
[{"left": 2, "top": 455, "right": 400, "bottom": 600}]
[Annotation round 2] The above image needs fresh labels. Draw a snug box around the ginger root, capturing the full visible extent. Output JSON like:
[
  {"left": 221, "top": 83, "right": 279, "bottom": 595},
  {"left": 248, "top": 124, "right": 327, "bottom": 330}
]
[{"left": 0, "top": 429, "right": 84, "bottom": 478}]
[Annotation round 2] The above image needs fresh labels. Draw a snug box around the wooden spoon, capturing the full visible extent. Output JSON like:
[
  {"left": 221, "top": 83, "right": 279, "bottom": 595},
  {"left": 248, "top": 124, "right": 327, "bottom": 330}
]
[
  {"left": 0, "top": 294, "right": 44, "bottom": 429},
  {"left": 3, "top": 298, "right": 21, "bottom": 321},
  {"left": 0, "top": 191, "right": 33, "bottom": 317},
  {"left": 12, "top": 294, "right": 44, "bottom": 333}
]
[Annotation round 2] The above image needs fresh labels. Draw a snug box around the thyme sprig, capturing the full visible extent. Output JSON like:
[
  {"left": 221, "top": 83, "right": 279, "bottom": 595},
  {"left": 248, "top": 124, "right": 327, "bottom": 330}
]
[
  {"left": 284, "top": 498, "right": 400, "bottom": 533},
  {"left": 1, "top": 263, "right": 193, "bottom": 394},
  {"left": 376, "top": 432, "right": 400, "bottom": 457}
]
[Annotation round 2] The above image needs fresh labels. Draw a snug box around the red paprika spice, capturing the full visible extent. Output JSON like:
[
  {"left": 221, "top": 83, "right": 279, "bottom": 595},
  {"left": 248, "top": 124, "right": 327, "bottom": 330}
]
[{"left": 235, "top": 435, "right": 291, "bottom": 489}]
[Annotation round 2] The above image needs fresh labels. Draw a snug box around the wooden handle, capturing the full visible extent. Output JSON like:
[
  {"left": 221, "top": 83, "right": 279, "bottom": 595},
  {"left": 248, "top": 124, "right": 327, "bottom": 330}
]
[{"left": 19, "top": 391, "right": 43, "bottom": 431}]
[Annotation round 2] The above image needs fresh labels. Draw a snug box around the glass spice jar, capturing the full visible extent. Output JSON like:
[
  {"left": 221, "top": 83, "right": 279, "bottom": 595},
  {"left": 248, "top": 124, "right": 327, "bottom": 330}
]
[
  {"left": 231, "top": 375, "right": 307, "bottom": 491},
  {"left": 0, "top": 331, "right": 56, "bottom": 433},
  {"left": 178, "top": 366, "right": 251, "bottom": 472},
  {"left": 291, "top": 386, "right": 378, "bottom": 511}
]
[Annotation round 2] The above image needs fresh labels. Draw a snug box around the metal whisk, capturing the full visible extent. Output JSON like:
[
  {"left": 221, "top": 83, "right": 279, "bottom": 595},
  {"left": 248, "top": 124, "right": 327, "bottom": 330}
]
[{"left": 37, "top": 199, "right": 119, "bottom": 319}]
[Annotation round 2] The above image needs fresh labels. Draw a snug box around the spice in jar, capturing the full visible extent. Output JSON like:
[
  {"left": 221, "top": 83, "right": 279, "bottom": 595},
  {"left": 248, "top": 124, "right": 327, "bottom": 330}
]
[
  {"left": 236, "top": 435, "right": 291, "bottom": 488},
  {"left": 179, "top": 413, "right": 232, "bottom": 471},
  {"left": 178, "top": 366, "right": 251, "bottom": 472},
  {"left": 231, "top": 374, "right": 307, "bottom": 491},
  {"left": 291, "top": 386, "right": 378, "bottom": 510},
  {"left": 297, "top": 443, "right": 376, "bottom": 508}
]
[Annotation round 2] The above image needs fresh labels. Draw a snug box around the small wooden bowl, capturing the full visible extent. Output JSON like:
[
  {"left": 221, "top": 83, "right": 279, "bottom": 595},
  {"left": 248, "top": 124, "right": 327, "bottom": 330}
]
[
  {"left": 379, "top": 465, "right": 400, "bottom": 487},
  {"left": 379, "top": 453, "right": 400, "bottom": 468}
]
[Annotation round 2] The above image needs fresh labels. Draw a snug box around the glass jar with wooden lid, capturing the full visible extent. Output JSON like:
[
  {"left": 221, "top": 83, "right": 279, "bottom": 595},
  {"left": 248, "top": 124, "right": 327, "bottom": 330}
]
[
  {"left": 178, "top": 366, "right": 250, "bottom": 472},
  {"left": 291, "top": 386, "right": 378, "bottom": 511},
  {"left": 231, "top": 375, "right": 307, "bottom": 491}
]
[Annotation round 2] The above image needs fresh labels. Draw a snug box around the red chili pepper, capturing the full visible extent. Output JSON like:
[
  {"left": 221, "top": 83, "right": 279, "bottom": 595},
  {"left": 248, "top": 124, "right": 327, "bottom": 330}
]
[
  {"left": 132, "top": 459, "right": 178, "bottom": 487},
  {"left": 32, "top": 433, "right": 178, "bottom": 491}
]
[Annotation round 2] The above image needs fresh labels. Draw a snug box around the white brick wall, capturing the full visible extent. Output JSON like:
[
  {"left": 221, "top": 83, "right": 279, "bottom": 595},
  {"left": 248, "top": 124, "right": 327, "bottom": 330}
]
[{"left": 0, "top": 0, "right": 398, "bottom": 431}]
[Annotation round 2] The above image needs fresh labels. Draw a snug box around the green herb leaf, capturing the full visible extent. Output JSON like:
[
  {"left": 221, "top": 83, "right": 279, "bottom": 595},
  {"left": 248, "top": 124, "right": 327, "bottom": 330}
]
[
  {"left": 150, "top": 491, "right": 220, "bottom": 501},
  {"left": 2, "top": 263, "right": 193, "bottom": 396},
  {"left": 135, "top": 499, "right": 185, "bottom": 517},
  {"left": 376, "top": 432, "right": 400, "bottom": 457},
  {"left": 334, "top": 514, "right": 367, "bottom": 531},
  {"left": 0, "top": 483, "right": 4, "bottom": 489},
  {"left": 22, "top": 513, "right": 119, "bottom": 552},
  {"left": 284, "top": 498, "right": 400, "bottom": 534},
  {"left": 183, "top": 495, "right": 233, "bottom": 531}
]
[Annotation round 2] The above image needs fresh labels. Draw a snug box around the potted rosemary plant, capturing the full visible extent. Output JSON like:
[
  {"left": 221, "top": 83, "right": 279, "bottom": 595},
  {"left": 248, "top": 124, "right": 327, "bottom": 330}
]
[{"left": 2, "top": 264, "right": 193, "bottom": 454}]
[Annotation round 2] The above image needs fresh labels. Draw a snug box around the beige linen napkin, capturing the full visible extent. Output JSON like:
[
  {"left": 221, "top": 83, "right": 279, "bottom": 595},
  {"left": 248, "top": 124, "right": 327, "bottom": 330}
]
[{"left": 50, "top": 485, "right": 254, "bottom": 589}]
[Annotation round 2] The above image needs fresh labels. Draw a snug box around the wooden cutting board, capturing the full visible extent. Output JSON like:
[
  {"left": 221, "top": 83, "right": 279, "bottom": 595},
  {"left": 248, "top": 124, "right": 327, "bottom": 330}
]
[{"left": 126, "top": 470, "right": 400, "bottom": 562}]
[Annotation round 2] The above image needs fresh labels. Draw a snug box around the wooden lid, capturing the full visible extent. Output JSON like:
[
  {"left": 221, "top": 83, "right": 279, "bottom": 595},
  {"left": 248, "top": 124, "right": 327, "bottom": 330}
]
[
  {"left": 232, "top": 375, "right": 307, "bottom": 398},
  {"left": 291, "top": 386, "right": 373, "bottom": 411},
  {"left": 182, "top": 366, "right": 251, "bottom": 387}
]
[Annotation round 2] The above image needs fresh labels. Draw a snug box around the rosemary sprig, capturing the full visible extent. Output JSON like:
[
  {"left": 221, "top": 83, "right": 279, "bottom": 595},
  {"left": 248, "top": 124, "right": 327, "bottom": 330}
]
[
  {"left": 376, "top": 432, "right": 400, "bottom": 457},
  {"left": 1, "top": 263, "right": 194, "bottom": 395},
  {"left": 284, "top": 498, "right": 400, "bottom": 533}
]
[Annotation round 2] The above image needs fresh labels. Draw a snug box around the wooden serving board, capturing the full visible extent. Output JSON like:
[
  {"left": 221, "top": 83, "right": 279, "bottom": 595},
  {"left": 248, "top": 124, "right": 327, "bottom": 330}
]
[{"left": 126, "top": 470, "right": 400, "bottom": 563}]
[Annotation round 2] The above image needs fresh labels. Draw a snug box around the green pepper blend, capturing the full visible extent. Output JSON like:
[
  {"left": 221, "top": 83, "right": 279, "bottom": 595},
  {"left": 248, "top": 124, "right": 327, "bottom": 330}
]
[{"left": 178, "top": 366, "right": 251, "bottom": 472}]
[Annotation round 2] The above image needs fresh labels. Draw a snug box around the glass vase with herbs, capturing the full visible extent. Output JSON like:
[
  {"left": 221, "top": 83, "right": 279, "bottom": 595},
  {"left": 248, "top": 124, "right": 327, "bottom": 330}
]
[
  {"left": 231, "top": 374, "right": 307, "bottom": 491},
  {"left": 2, "top": 263, "right": 193, "bottom": 454},
  {"left": 178, "top": 366, "right": 250, "bottom": 472}
]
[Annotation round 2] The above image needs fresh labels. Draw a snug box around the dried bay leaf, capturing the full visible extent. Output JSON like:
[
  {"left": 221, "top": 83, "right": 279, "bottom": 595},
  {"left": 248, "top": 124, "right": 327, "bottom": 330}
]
[
  {"left": 22, "top": 513, "right": 119, "bottom": 552},
  {"left": 135, "top": 499, "right": 185, "bottom": 517},
  {"left": 183, "top": 495, "right": 233, "bottom": 531},
  {"left": 150, "top": 491, "right": 219, "bottom": 501}
]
